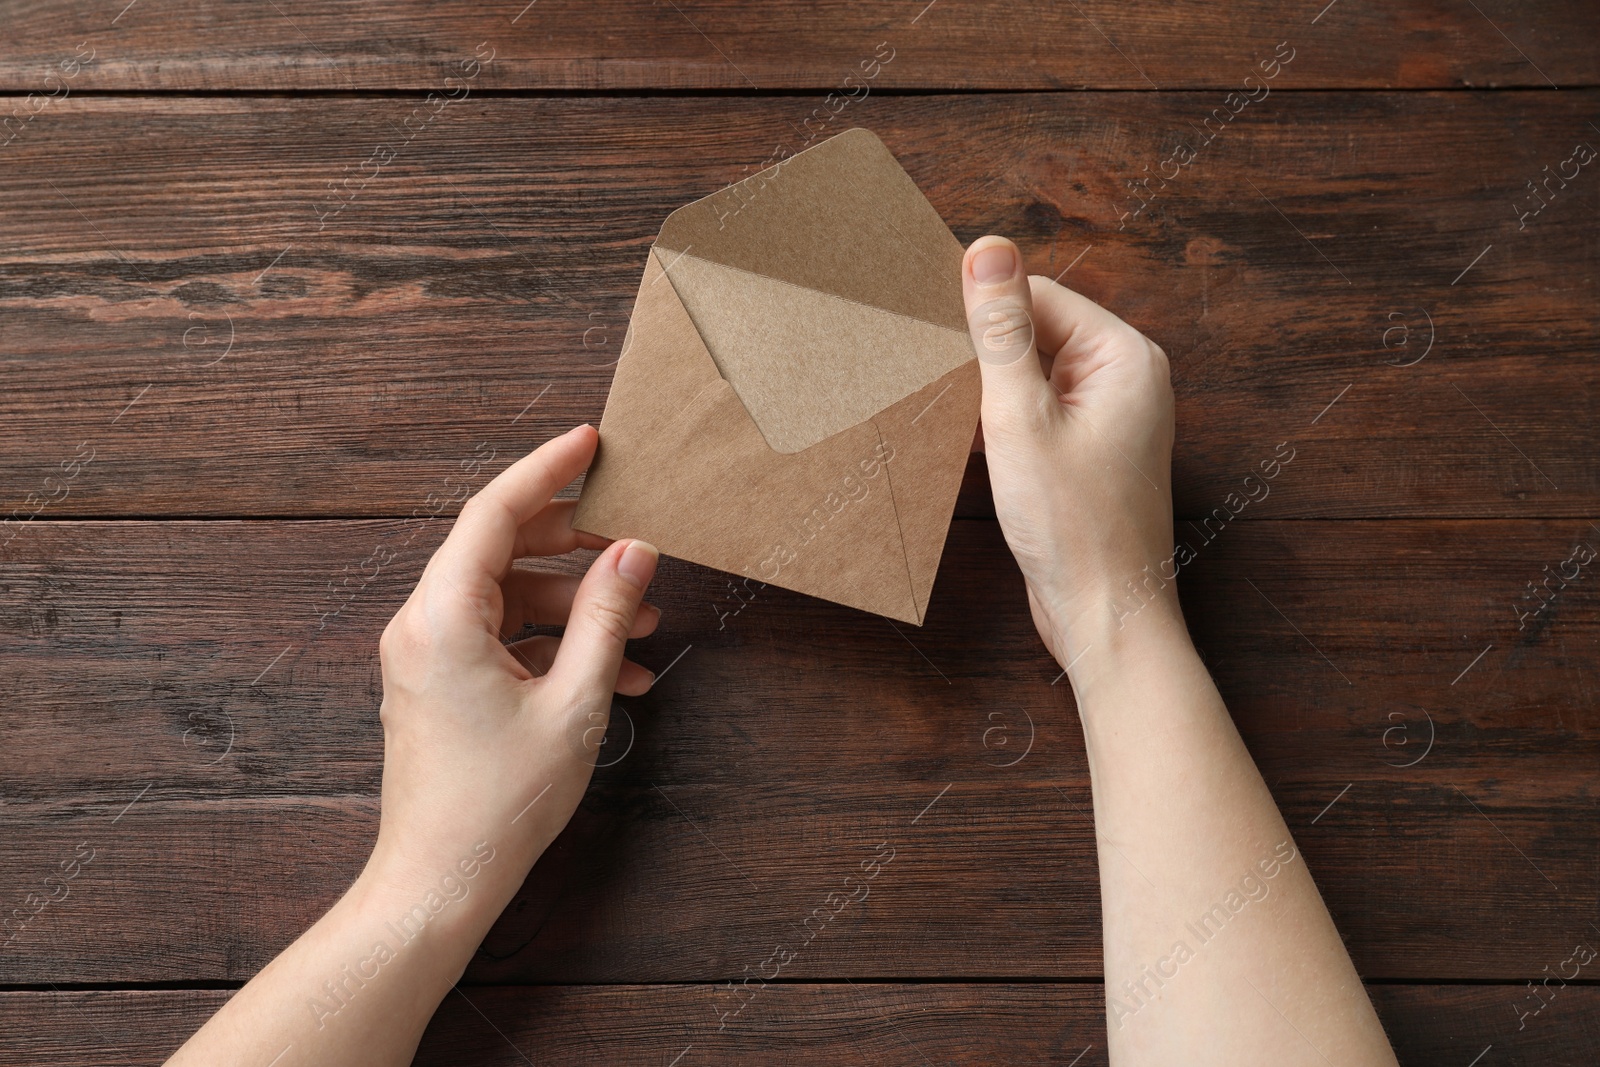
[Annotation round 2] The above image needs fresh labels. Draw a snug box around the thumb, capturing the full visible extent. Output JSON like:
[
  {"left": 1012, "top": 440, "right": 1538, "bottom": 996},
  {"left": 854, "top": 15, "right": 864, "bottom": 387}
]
[
  {"left": 548, "top": 538, "right": 658, "bottom": 697},
  {"left": 962, "top": 236, "right": 1055, "bottom": 433}
]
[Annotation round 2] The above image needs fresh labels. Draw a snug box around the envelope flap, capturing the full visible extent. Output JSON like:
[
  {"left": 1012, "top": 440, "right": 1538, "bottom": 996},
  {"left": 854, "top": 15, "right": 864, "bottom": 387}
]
[
  {"left": 656, "top": 128, "right": 966, "bottom": 332},
  {"left": 656, "top": 248, "right": 973, "bottom": 453}
]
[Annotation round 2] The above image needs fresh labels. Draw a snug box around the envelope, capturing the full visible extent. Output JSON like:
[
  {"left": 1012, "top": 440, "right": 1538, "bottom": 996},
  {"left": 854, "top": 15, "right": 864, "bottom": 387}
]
[{"left": 573, "top": 128, "right": 979, "bottom": 625}]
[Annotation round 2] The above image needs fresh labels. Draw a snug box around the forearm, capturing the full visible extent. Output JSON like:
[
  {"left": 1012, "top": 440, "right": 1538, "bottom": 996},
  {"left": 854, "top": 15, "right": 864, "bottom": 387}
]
[
  {"left": 1065, "top": 594, "right": 1397, "bottom": 1067},
  {"left": 167, "top": 859, "right": 496, "bottom": 1067}
]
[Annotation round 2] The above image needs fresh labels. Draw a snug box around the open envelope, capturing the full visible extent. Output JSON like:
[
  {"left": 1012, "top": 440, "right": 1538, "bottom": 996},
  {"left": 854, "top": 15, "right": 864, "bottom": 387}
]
[{"left": 573, "top": 128, "right": 980, "bottom": 625}]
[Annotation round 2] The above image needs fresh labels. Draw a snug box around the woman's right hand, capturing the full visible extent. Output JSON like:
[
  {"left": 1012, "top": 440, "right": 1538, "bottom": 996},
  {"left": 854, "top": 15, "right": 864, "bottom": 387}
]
[{"left": 960, "top": 235, "right": 1177, "bottom": 668}]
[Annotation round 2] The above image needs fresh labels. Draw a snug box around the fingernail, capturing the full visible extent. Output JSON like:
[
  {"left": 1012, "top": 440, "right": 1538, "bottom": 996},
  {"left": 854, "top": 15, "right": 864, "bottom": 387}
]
[
  {"left": 972, "top": 241, "right": 1017, "bottom": 286},
  {"left": 617, "top": 539, "right": 659, "bottom": 589}
]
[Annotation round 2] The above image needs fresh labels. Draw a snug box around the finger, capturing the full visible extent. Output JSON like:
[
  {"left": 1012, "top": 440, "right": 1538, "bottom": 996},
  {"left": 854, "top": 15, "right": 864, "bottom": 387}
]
[
  {"left": 546, "top": 538, "right": 658, "bottom": 699},
  {"left": 500, "top": 568, "right": 662, "bottom": 640},
  {"left": 962, "top": 236, "right": 1056, "bottom": 434},
  {"left": 421, "top": 425, "right": 598, "bottom": 632},
  {"left": 1026, "top": 275, "right": 1153, "bottom": 395},
  {"left": 512, "top": 499, "right": 614, "bottom": 562},
  {"left": 614, "top": 658, "right": 655, "bottom": 697},
  {"left": 505, "top": 635, "right": 655, "bottom": 695}
]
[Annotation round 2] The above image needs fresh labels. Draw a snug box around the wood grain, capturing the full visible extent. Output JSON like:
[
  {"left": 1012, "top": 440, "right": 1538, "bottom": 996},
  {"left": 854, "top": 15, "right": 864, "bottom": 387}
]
[
  {"left": 3, "top": 985, "right": 1596, "bottom": 1065},
  {"left": 1, "top": 518, "right": 1594, "bottom": 982},
  {"left": 2, "top": 93, "right": 1595, "bottom": 519},
  {"left": 1, "top": 1, "right": 1594, "bottom": 91},
  {"left": 2, "top": 6, "right": 1597, "bottom": 1055}
]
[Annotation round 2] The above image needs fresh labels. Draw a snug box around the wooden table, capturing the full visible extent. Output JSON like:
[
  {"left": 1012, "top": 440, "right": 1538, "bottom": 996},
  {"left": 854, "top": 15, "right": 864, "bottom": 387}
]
[{"left": 2, "top": 3, "right": 1596, "bottom": 1063}]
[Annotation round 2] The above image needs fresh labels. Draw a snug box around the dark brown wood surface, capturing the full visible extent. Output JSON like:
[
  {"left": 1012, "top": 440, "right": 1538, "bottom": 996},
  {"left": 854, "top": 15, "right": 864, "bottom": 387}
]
[
  {"left": 2, "top": 2, "right": 1597, "bottom": 1063},
  {"left": 2, "top": 0, "right": 1596, "bottom": 91},
  {"left": 1, "top": 518, "right": 1595, "bottom": 989},
  {"left": 2, "top": 92, "right": 1596, "bottom": 519},
  {"left": 3, "top": 985, "right": 1598, "bottom": 1066}
]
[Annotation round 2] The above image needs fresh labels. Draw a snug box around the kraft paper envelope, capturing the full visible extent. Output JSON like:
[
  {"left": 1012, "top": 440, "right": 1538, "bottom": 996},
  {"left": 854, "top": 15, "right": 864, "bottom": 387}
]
[{"left": 573, "top": 128, "right": 980, "bottom": 625}]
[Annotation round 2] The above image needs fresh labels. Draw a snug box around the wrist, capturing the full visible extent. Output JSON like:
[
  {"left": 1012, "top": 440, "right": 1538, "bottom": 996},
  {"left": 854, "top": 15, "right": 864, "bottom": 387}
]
[
  {"left": 1051, "top": 580, "right": 1193, "bottom": 694},
  {"left": 1026, "top": 531, "right": 1186, "bottom": 670},
  {"left": 353, "top": 838, "right": 510, "bottom": 958}
]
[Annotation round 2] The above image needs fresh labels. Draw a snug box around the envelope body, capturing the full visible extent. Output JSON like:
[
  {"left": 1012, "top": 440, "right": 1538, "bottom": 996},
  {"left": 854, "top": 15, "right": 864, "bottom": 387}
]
[{"left": 573, "top": 128, "right": 980, "bottom": 625}]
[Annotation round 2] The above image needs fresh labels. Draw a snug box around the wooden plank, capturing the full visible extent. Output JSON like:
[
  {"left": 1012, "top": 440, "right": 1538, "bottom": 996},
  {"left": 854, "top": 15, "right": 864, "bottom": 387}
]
[
  {"left": 6, "top": 516, "right": 1596, "bottom": 801},
  {"left": 0, "top": 518, "right": 1595, "bottom": 982},
  {"left": 3, "top": 985, "right": 1597, "bottom": 1065},
  {"left": 1, "top": 780, "right": 1591, "bottom": 984},
  {"left": 0, "top": 1, "right": 1593, "bottom": 91},
  {"left": 2, "top": 93, "right": 1595, "bottom": 519}
]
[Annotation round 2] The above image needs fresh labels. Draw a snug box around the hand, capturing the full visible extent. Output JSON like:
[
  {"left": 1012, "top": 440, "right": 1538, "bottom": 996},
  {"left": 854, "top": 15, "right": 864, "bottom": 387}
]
[
  {"left": 363, "top": 424, "right": 661, "bottom": 935},
  {"left": 961, "top": 235, "right": 1176, "bottom": 666},
  {"left": 164, "top": 425, "right": 664, "bottom": 1067}
]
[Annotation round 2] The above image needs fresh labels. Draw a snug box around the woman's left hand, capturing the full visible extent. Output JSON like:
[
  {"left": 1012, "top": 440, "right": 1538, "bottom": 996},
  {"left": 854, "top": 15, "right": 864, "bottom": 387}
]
[{"left": 365, "top": 423, "right": 661, "bottom": 932}]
